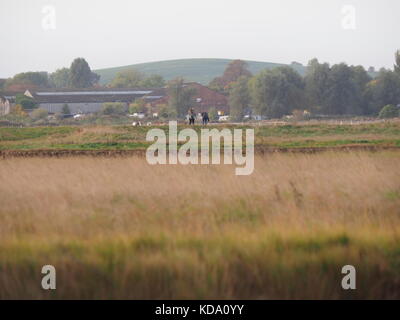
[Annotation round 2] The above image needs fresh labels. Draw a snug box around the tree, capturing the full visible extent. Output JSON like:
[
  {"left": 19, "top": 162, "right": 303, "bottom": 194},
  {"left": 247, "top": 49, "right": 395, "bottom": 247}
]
[
  {"left": 209, "top": 60, "right": 252, "bottom": 94},
  {"left": 110, "top": 69, "right": 145, "bottom": 88},
  {"left": 167, "top": 78, "right": 196, "bottom": 117},
  {"left": 140, "top": 74, "right": 165, "bottom": 88},
  {"left": 304, "top": 58, "right": 331, "bottom": 113},
  {"left": 229, "top": 76, "right": 250, "bottom": 121},
  {"left": 15, "top": 93, "right": 36, "bottom": 110},
  {"left": 101, "top": 103, "right": 127, "bottom": 115},
  {"left": 378, "top": 104, "right": 399, "bottom": 119},
  {"left": 6, "top": 72, "right": 49, "bottom": 91},
  {"left": 324, "top": 63, "right": 361, "bottom": 115},
  {"left": 129, "top": 99, "right": 147, "bottom": 114},
  {"left": 250, "top": 66, "right": 305, "bottom": 118},
  {"left": 110, "top": 70, "right": 165, "bottom": 88},
  {"left": 305, "top": 59, "right": 371, "bottom": 115},
  {"left": 349, "top": 65, "right": 371, "bottom": 114},
  {"left": 364, "top": 69, "right": 400, "bottom": 115},
  {"left": 50, "top": 68, "right": 71, "bottom": 88},
  {"left": 62, "top": 104, "right": 70, "bottom": 115},
  {"left": 69, "top": 58, "right": 100, "bottom": 88},
  {"left": 394, "top": 50, "right": 400, "bottom": 75}
]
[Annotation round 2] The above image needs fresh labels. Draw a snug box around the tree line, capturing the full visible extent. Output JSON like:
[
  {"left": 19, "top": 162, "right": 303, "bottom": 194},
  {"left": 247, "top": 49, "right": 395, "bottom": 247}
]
[
  {"left": 222, "top": 52, "right": 400, "bottom": 120},
  {"left": 1, "top": 58, "right": 166, "bottom": 91},
  {"left": 2, "top": 58, "right": 100, "bottom": 91}
]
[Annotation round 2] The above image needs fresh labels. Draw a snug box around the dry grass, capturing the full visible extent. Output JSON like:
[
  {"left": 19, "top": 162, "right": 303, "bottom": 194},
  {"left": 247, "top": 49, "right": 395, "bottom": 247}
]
[{"left": 1, "top": 152, "right": 400, "bottom": 299}]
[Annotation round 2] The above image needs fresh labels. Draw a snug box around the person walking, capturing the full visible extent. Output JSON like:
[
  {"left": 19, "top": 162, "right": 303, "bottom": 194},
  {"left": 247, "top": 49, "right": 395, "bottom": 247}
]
[
  {"left": 202, "top": 111, "right": 209, "bottom": 125},
  {"left": 189, "top": 108, "right": 195, "bottom": 125}
]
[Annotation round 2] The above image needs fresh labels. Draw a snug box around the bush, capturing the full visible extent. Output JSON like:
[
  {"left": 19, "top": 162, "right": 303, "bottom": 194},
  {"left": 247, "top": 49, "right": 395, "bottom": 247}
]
[
  {"left": 208, "top": 107, "right": 218, "bottom": 121},
  {"left": 378, "top": 104, "right": 399, "bottom": 119},
  {"left": 33, "top": 119, "right": 47, "bottom": 126},
  {"left": 11, "top": 104, "right": 28, "bottom": 117},
  {"left": 159, "top": 105, "right": 177, "bottom": 119},
  {"left": 62, "top": 104, "right": 71, "bottom": 115},
  {"left": 30, "top": 108, "right": 48, "bottom": 120},
  {"left": 101, "top": 103, "right": 127, "bottom": 115},
  {"left": 15, "top": 93, "right": 37, "bottom": 110},
  {"left": 292, "top": 109, "right": 311, "bottom": 121},
  {"left": 129, "top": 99, "right": 146, "bottom": 114}
]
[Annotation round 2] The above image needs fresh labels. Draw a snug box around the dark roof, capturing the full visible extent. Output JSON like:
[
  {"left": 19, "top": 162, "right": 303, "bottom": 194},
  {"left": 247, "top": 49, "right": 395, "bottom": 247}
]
[
  {"left": 34, "top": 94, "right": 146, "bottom": 104},
  {"left": 31, "top": 88, "right": 161, "bottom": 104}
]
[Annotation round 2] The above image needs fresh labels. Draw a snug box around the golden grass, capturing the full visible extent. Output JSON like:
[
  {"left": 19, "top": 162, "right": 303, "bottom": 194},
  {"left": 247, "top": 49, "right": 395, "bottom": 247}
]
[{"left": 1, "top": 152, "right": 400, "bottom": 299}]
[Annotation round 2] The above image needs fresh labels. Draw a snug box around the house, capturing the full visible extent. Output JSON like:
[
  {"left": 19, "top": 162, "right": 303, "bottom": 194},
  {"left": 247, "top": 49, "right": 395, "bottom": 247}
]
[
  {"left": 146, "top": 82, "right": 229, "bottom": 115},
  {"left": 0, "top": 95, "right": 11, "bottom": 116}
]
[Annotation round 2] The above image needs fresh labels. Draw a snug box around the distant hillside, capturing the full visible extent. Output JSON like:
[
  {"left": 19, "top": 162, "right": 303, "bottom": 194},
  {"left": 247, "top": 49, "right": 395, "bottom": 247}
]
[{"left": 94, "top": 58, "right": 308, "bottom": 85}]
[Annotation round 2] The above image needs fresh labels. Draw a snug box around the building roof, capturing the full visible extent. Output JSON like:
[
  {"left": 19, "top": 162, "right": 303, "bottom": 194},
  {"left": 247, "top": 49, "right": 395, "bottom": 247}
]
[{"left": 29, "top": 88, "right": 161, "bottom": 104}]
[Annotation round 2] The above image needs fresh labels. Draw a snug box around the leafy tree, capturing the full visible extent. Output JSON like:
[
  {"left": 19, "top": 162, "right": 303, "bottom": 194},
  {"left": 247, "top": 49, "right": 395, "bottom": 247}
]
[
  {"left": 69, "top": 58, "right": 100, "bottom": 88},
  {"left": 0, "top": 79, "right": 6, "bottom": 90},
  {"left": 15, "top": 93, "right": 36, "bottom": 110},
  {"left": 349, "top": 65, "right": 371, "bottom": 114},
  {"left": 394, "top": 50, "right": 400, "bottom": 75},
  {"left": 229, "top": 76, "right": 250, "bottom": 121},
  {"left": 50, "top": 68, "right": 70, "bottom": 88},
  {"left": 167, "top": 78, "right": 196, "bottom": 117},
  {"left": 324, "top": 63, "right": 360, "bottom": 115},
  {"left": 101, "top": 102, "right": 127, "bottom": 115},
  {"left": 110, "top": 69, "right": 145, "bottom": 88},
  {"left": 209, "top": 60, "right": 252, "bottom": 94},
  {"left": 140, "top": 74, "right": 165, "bottom": 88},
  {"left": 129, "top": 99, "right": 147, "bottom": 113},
  {"left": 110, "top": 70, "right": 165, "bottom": 88},
  {"left": 305, "top": 59, "right": 371, "bottom": 115},
  {"left": 250, "top": 66, "right": 305, "bottom": 118},
  {"left": 378, "top": 104, "right": 399, "bottom": 118},
  {"left": 364, "top": 69, "right": 400, "bottom": 115},
  {"left": 6, "top": 72, "right": 49, "bottom": 90},
  {"left": 62, "top": 104, "right": 71, "bottom": 114},
  {"left": 304, "top": 58, "right": 331, "bottom": 113}
]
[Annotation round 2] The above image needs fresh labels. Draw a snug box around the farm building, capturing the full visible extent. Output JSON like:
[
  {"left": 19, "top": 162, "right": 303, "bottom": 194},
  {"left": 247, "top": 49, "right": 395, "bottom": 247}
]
[
  {"left": 24, "top": 88, "right": 154, "bottom": 114},
  {"left": 0, "top": 82, "right": 230, "bottom": 116},
  {"left": 0, "top": 95, "right": 11, "bottom": 116}
]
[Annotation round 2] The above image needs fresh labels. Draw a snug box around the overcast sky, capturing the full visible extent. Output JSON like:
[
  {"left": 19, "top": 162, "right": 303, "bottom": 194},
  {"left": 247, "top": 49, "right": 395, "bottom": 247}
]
[{"left": 0, "top": 0, "right": 399, "bottom": 78}]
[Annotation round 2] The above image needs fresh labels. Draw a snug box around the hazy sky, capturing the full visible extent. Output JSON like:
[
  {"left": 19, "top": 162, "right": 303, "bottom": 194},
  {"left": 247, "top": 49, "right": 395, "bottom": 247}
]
[{"left": 0, "top": 0, "right": 399, "bottom": 78}]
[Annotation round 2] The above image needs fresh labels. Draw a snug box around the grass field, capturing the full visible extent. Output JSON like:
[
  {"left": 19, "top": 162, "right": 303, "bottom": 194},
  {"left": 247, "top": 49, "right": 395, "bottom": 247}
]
[
  {"left": 1, "top": 120, "right": 400, "bottom": 152},
  {"left": 0, "top": 151, "right": 400, "bottom": 299}
]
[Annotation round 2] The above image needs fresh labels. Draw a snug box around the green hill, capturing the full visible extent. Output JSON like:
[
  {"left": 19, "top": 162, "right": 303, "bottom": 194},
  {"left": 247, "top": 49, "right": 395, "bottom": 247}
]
[{"left": 94, "top": 58, "right": 308, "bottom": 85}]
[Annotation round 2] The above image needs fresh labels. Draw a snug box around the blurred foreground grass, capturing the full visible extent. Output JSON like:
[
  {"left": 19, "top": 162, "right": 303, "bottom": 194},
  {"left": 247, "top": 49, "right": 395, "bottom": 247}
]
[{"left": 0, "top": 152, "right": 400, "bottom": 299}]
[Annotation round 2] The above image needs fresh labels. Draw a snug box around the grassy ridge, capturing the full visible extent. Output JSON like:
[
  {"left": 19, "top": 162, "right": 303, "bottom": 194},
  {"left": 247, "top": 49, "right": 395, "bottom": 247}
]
[{"left": 93, "top": 58, "right": 305, "bottom": 85}]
